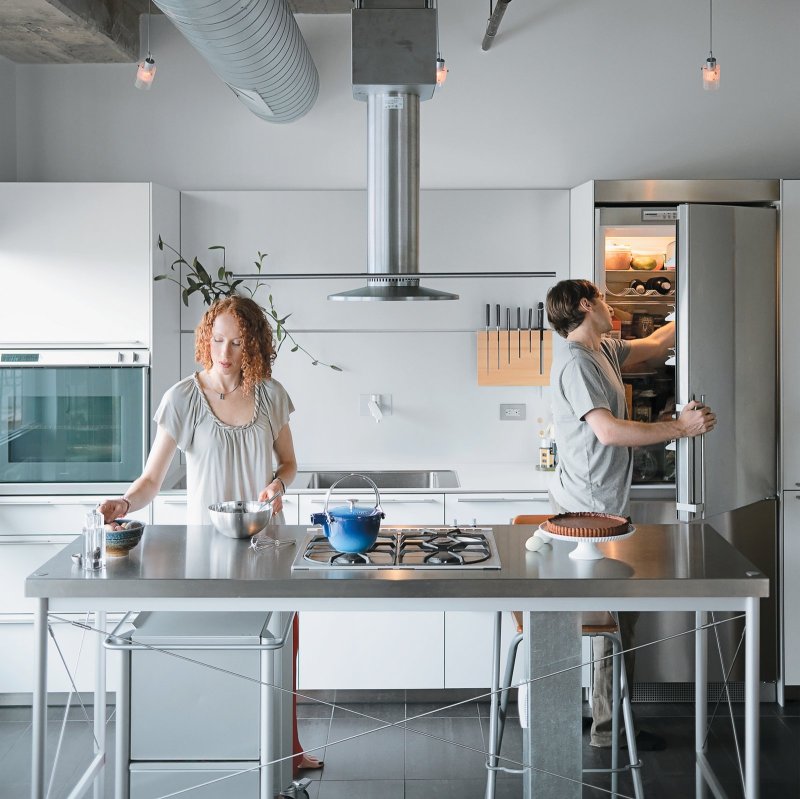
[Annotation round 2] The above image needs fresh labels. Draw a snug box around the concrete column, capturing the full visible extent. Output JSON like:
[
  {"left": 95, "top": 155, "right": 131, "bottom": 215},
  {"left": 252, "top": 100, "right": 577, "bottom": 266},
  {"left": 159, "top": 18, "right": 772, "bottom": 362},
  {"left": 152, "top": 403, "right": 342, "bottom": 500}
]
[{"left": 522, "top": 611, "right": 583, "bottom": 799}]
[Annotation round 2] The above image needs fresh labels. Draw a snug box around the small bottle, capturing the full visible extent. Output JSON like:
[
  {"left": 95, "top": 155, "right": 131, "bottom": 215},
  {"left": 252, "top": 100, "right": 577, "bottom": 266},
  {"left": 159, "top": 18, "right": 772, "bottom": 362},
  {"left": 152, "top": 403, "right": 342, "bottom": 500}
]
[
  {"left": 629, "top": 279, "right": 647, "bottom": 295},
  {"left": 539, "top": 438, "right": 555, "bottom": 470},
  {"left": 645, "top": 276, "right": 672, "bottom": 295}
]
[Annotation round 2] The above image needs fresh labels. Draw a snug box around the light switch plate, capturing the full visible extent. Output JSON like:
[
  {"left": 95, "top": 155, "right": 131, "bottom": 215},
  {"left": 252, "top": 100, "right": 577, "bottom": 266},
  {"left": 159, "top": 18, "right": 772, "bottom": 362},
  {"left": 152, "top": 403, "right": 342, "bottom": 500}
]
[{"left": 500, "top": 403, "right": 526, "bottom": 420}]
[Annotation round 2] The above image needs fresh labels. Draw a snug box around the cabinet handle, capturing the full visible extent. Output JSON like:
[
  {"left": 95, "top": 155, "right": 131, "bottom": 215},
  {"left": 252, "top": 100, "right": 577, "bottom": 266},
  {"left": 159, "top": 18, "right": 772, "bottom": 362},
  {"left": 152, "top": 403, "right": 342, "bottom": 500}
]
[
  {"left": 308, "top": 498, "right": 439, "bottom": 505},
  {"left": 162, "top": 498, "right": 188, "bottom": 505},
  {"left": 455, "top": 497, "right": 534, "bottom": 503}
]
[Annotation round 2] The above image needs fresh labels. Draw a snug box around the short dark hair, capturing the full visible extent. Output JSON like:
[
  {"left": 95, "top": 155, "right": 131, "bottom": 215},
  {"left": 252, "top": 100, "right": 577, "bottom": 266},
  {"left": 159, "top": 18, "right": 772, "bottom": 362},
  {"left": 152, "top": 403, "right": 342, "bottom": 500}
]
[{"left": 546, "top": 279, "right": 601, "bottom": 337}]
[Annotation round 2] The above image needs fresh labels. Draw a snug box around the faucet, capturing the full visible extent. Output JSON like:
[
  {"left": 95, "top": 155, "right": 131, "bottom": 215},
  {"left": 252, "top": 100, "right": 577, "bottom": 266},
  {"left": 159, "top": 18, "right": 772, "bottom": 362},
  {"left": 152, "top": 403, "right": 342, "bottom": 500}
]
[{"left": 367, "top": 394, "right": 383, "bottom": 423}]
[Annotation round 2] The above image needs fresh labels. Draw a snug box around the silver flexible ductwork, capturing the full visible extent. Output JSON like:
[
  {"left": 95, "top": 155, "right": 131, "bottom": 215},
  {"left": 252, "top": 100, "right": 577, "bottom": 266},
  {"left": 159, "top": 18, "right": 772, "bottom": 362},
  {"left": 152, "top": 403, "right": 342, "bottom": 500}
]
[
  {"left": 154, "top": 0, "right": 318, "bottom": 123},
  {"left": 329, "top": 2, "right": 458, "bottom": 301}
]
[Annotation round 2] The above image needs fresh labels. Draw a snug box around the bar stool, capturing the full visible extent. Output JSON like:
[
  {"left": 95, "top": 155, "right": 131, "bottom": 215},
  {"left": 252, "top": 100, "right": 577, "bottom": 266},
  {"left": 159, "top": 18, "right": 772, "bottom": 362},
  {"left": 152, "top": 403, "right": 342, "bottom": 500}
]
[{"left": 484, "top": 515, "right": 644, "bottom": 799}]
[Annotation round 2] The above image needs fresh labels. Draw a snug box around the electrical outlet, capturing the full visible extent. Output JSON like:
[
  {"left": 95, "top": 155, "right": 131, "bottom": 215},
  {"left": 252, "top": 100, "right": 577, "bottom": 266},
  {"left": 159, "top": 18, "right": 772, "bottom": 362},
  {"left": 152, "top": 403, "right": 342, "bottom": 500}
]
[{"left": 500, "top": 403, "right": 526, "bottom": 420}]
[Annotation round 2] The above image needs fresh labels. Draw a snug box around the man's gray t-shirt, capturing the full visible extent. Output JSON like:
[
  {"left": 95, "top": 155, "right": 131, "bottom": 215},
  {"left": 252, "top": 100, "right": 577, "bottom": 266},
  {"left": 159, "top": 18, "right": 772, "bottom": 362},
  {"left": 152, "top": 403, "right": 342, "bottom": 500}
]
[{"left": 550, "top": 337, "right": 632, "bottom": 515}]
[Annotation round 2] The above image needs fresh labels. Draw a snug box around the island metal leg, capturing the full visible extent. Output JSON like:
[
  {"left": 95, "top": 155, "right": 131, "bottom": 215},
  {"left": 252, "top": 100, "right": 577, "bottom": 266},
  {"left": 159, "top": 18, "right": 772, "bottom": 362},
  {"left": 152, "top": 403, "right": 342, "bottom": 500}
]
[
  {"left": 94, "top": 610, "right": 106, "bottom": 799},
  {"left": 32, "top": 598, "right": 48, "bottom": 799},
  {"left": 522, "top": 611, "right": 582, "bottom": 799},
  {"left": 695, "top": 610, "right": 708, "bottom": 798},
  {"left": 744, "top": 597, "right": 759, "bottom": 799}
]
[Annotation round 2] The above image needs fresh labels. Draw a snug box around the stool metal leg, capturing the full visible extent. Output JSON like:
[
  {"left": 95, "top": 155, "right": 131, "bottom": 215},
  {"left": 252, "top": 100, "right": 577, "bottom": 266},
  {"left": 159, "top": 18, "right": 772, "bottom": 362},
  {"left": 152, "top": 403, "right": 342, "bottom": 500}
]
[
  {"left": 611, "top": 634, "right": 620, "bottom": 798},
  {"left": 485, "top": 612, "right": 502, "bottom": 799},
  {"left": 616, "top": 633, "right": 644, "bottom": 799}
]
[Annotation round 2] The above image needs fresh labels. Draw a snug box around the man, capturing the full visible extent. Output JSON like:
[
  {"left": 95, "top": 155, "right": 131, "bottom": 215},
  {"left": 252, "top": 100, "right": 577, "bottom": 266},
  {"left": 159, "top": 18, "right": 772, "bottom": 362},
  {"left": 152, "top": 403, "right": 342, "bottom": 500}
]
[{"left": 545, "top": 279, "right": 716, "bottom": 750}]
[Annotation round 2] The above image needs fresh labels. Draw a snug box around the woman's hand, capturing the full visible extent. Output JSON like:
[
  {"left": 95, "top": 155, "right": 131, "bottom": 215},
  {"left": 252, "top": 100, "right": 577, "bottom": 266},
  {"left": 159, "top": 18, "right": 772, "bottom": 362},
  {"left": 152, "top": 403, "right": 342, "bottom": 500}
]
[
  {"left": 97, "top": 498, "right": 131, "bottom": 524},
  {"left": 259, "top": 480, "right": 284, "bottom": 516}
]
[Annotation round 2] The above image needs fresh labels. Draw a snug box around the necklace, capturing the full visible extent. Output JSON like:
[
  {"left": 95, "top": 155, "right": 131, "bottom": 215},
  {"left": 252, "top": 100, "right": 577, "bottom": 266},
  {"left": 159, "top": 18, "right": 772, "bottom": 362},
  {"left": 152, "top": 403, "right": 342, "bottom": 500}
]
[{"left": 213, "top": 376, "right": 241, "bottom": 400}]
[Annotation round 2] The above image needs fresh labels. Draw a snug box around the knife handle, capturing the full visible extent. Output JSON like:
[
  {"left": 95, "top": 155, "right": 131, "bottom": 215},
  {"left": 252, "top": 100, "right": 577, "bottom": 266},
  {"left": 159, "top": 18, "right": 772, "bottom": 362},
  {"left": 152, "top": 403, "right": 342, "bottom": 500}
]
[
  {"left": 506, "top": 307, "right": 510, "bottom": 331},
  {"left": 496, "top": 304, "right": 501, "bottom": 328},
  {"left": 536, "top": 301, "right": 544, "bottom": 331},
  {"left": 486, "top": 303, "right": 490, "bottom": 328},
  {"left": 517, "top": 307, "right": 521, "bottom": 330},
  {"left": 528, "top": 307, "right": 533, "bottom": 329}
]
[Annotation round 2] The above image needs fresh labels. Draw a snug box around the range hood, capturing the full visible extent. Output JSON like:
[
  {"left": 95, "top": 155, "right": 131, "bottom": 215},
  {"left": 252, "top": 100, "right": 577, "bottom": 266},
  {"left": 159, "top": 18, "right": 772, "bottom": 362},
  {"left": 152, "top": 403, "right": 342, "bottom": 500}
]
[{"left": 329, "top": 2, "right": 458, "bottom": 302}]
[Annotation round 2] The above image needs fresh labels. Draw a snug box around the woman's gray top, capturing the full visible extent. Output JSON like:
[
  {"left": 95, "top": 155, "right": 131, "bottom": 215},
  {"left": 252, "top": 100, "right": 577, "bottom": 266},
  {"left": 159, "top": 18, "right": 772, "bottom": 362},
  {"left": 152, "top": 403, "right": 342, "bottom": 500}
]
[{"left": 154, "top": 373, "right": 294, "bottom": 524}]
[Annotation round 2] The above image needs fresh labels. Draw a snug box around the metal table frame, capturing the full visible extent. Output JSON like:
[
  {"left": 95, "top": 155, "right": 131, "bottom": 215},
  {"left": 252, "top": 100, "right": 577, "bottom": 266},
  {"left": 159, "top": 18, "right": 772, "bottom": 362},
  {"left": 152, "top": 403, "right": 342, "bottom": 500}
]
[{"left": 27, "top": 523, "right": 766, "bottom": 799}]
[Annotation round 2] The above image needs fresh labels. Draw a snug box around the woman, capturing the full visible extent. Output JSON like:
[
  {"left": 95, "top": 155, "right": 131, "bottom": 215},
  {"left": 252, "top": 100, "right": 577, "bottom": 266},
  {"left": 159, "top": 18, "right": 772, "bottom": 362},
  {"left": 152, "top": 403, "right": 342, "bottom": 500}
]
[{"left": 99, "top": 295, "right": 322, "bottom": 772}]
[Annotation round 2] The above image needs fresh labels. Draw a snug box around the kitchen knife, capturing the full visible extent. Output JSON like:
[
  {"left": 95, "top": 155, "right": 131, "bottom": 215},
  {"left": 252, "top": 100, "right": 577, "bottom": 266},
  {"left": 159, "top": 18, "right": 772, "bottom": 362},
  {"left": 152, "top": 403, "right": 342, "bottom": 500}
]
[
  {"left": 485, "top": 303, "right": 490, "bottom": 372},
  {"left": 506, "top": 307, "right": 511, "bottom": 364},
  {"left": 517, "top": 307, "right": 521, "bottom": 358},
  {"left": 528, "top": 307, "right": 533, "bottom": 353},
  {"left": 496, "top": 304, "right": 501, "bottom": 370},
  {"left": 536, "top": 302, "right": 544, "bottom": 374}
]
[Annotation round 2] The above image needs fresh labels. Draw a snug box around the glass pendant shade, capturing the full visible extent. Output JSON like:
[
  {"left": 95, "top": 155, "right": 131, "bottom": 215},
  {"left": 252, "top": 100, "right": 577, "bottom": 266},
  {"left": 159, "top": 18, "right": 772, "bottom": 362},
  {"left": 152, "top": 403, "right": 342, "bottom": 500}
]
[
  {"left": 135, "top": 57, "right": 156, "bottom": 90},
  {"left": 701, "top": 56, "right": 720, "bottom": 91}
]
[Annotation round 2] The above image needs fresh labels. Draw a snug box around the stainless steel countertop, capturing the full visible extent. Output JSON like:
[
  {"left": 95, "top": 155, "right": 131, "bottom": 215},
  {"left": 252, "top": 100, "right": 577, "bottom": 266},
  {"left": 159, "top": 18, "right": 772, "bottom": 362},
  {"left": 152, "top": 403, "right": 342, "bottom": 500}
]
[{"left": 25, "top": 524, "right": 768, "bottom": 601}]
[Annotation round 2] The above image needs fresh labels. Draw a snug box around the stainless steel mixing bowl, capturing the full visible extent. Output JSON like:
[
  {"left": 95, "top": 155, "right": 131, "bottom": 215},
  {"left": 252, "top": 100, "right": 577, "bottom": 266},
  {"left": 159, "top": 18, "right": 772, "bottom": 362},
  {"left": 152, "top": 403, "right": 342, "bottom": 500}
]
[{"left": 208, "top": 500, "right": 272, "bottom": 539}]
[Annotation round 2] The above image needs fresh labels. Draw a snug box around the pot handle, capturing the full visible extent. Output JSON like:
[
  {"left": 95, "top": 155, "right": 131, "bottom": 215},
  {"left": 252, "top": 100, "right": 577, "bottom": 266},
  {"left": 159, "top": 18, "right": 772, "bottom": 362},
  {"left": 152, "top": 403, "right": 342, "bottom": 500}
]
[{"left": 323, "top": 473, "right": 382, "bottom": 516}]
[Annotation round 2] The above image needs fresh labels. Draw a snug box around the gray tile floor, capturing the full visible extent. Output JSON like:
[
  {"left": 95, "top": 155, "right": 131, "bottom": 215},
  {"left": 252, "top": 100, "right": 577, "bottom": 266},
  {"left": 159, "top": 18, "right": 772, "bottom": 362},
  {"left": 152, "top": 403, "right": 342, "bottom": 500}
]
[{"left": 2, "top": 697, "right": 799, "bottom": 798}]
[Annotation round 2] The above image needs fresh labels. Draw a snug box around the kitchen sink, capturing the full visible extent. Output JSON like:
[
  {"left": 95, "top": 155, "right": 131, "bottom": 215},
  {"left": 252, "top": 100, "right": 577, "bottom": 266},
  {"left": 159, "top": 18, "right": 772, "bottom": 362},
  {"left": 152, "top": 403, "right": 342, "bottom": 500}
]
[{"left": 290, "top": 470, "right": 459, "bottom": 490}]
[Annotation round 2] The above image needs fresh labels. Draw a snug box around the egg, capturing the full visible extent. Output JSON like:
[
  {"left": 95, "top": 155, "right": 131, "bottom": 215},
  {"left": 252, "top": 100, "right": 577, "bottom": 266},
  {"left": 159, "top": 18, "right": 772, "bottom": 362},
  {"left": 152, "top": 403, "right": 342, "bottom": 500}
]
[{"left": 525, "top": 534, "right": 544, "bottom": 552}]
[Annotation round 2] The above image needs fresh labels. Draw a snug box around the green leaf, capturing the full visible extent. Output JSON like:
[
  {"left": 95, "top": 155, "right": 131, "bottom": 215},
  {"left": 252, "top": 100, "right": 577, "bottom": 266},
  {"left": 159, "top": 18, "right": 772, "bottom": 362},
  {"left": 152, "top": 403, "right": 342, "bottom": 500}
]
[
  {"left": 218, "top": 266, "right": 225, "bottom": 280},
  {"left": 193, "top": 258, "right": 211, "bottom": 284},
  {"left": 157, "top": 235, "right": 164, "bottom": 250},
  {"left": 154, "top": 274, "right": 167, "bottom": 281},
  {"left": 291, "top": 345, "right": 299, "bottom": 352},
  {"left": 231, "top": 280, "right": 244, "bottom": 290},
  {"left": 182, "top": 288, "right": 190, "bottom": 307},
  {"left": 268, "top": 294, "right": 273, "bottom": 304},
  {"left": 312, "top": 361, "right": 319, "bottom": 366},
  {"left": 330, "top": 365, "right": 343, "bottom": 372},
  {"left": 208, "top": 245, "right": 225, "bottom": 251}
]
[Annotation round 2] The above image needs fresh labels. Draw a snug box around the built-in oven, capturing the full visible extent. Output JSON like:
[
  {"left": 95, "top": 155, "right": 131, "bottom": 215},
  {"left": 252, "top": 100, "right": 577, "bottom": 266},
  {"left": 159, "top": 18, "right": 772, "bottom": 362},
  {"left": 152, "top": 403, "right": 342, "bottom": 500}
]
[{"left": 0, "top": 346, "right": 149, "bottom": 495}]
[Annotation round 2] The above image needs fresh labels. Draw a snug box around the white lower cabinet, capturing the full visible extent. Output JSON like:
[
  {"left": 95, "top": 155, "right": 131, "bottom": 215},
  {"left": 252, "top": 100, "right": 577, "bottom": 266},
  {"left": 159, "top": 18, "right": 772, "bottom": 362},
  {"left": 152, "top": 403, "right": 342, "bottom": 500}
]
[
  {"left": 442, "top": 493, "right": 591, "bottom": 689},
  {"left": 152, "top": 493, "right": 300, "bottom": 525},
  {"left": 784, "top": 492, "right": 800, "bottom": 685},
  {"left": 0, "top": 495, "right": 147, "bottom": 697},
  {"left": 130, "top": 764, "right": 259, "bottom": 799},
  {"left": 298, "top": 493, "right": 445, "bottom": 690},
  {"left": 298, "top": 492, "right": 445, "bottom": 526},
  {"left": 444, "top": 493, "right": 550, "bottom": 526}
]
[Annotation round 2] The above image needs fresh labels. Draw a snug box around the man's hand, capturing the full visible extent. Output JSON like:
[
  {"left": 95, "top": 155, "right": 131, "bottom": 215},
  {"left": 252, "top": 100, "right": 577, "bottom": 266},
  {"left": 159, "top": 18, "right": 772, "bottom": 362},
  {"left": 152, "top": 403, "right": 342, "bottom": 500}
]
[{"left": 677, "top": 400, "right": 716, "bottom": 438}]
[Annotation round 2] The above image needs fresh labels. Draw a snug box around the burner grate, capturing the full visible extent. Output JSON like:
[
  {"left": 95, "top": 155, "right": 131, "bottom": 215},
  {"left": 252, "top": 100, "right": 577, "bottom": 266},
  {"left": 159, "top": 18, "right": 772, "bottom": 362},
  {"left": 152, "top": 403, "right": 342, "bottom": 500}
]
[{"left": 293, "top": 527, "right": 500, "bottom": 570}]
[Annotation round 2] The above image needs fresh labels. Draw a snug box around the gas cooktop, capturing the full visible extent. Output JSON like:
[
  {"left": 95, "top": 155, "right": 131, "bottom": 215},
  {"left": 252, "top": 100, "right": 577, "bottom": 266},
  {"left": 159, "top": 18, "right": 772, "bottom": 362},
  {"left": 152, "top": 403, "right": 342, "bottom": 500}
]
[{"left": 291, "top": 527, "right": 501, "bottom": 571}]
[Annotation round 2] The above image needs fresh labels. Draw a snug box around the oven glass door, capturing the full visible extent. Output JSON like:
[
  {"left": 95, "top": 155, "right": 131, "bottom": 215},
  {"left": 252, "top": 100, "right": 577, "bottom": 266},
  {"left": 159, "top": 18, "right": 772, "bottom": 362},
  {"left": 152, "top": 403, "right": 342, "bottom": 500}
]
[{"left": 0, "top": 366, "right": 146, "bottom": 484}]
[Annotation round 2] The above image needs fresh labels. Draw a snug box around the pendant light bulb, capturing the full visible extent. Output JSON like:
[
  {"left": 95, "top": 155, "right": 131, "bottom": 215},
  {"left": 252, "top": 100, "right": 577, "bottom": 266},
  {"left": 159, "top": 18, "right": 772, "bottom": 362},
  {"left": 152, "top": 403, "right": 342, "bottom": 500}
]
[
  {"left": 436, "top": 56, "right": 448, "bottom": 86},
  {"left": 135, "top": 56, "right": 156, "bottom": 90},
  {"left": 701, "top": 0, "right": 719, "bottom": 91},
  {"left": 134, "top": 0, "right": 156, "bottom": 90},
  {"left": 701, "top": 55, "right": 720, "bottom": 91}
]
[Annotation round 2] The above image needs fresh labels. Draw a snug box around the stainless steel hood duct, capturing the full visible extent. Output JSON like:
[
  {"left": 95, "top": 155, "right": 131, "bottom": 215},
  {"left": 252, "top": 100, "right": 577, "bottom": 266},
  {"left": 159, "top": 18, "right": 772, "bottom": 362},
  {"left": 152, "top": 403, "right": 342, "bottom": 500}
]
[
  {"left": 153, "top": 0, "right": 318, "bottom": 123},
  {"left": 329, "top": 2, "right": 458, "bottom": 301}
]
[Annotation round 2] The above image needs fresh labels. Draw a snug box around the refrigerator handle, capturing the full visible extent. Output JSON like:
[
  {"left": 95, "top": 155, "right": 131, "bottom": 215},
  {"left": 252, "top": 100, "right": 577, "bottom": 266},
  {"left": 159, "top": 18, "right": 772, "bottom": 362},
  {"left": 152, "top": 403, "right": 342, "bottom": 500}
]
[{"left": 676, "top": 393, "right": 705, "bottom": 517}]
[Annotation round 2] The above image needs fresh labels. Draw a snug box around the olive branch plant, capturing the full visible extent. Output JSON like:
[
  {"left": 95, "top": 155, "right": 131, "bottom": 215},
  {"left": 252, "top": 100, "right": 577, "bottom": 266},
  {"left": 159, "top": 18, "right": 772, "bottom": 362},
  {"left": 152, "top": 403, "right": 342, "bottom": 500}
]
[{"left": 154, "top": 237, "right": 341, "bottom": 371}]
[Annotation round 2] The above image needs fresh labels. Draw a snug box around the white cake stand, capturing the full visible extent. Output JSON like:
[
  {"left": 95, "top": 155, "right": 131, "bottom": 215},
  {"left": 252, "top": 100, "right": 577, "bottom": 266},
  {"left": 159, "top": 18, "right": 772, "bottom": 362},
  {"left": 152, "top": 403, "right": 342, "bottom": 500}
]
[{"left": 537, "top": 523, "right": 635, "bottom": 560}]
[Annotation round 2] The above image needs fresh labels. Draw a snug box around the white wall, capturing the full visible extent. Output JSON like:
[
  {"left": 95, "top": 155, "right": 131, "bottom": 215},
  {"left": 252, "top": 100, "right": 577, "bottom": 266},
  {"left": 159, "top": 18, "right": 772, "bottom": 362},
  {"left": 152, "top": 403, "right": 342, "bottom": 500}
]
[
  {"left": 178, "top": 189, "right": 569, "bottom": 468},
  {"left": 10, "top": 0, "right": 800, "bottom": 188},
  {"left": 0, "top": 56, "right": 15, "bottom": 181}
]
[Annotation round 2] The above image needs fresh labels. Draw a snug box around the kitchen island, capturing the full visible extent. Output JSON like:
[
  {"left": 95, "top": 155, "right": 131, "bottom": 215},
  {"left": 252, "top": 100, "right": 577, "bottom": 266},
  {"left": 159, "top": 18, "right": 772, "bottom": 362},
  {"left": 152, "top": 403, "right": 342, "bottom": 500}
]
[{"left": 26, "top": 523, "right": 768, "bottom": 799}]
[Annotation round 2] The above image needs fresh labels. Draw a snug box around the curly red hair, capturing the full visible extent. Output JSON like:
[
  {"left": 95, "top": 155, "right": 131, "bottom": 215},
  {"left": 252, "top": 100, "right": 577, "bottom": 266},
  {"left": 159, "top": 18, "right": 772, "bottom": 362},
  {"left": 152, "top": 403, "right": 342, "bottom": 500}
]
[{"left": 195, "top": 297, "right": 276, "bottom": 395}]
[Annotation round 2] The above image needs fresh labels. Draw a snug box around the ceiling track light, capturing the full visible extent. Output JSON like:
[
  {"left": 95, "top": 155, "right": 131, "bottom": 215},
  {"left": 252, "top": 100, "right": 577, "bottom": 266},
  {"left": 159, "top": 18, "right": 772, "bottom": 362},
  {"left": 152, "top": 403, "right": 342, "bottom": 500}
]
[
  {"left": 135, "top": 0, "right": 156, "bottom": 90},
  {"left": 701, "top": 0, "right": 720, "bottom": 91}
]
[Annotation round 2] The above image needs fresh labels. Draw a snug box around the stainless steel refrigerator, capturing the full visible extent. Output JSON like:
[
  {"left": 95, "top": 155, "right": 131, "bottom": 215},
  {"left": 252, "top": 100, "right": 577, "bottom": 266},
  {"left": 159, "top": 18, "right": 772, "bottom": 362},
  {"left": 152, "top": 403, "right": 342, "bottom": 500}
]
[{"left": 590, "top": 180, "right": 779, "bottom": 699}]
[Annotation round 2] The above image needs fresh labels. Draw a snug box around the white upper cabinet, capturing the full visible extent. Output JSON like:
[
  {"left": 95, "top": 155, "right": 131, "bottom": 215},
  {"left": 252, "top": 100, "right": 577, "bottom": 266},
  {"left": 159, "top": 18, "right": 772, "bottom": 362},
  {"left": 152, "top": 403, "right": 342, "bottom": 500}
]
[
  {"left": 782, "top": 181, "right": 800, "bottom": 489},
  {"left": 0, "top": 183, "right": 178, "bottom": 348}
]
